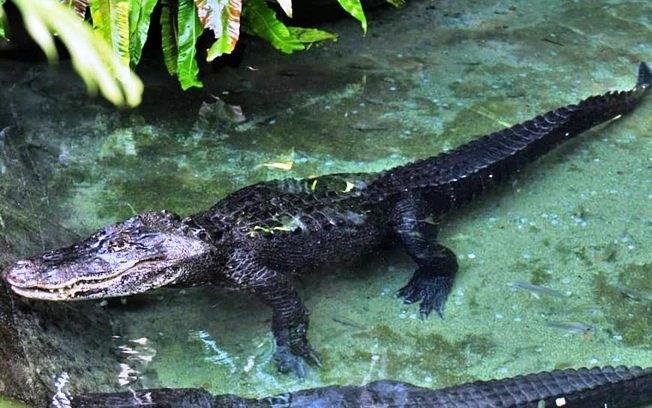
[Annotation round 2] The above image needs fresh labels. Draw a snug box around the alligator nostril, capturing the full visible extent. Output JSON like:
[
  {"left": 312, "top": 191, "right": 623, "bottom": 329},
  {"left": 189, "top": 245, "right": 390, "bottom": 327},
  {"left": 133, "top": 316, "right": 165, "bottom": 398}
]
[
  {"left": 3, "top": 260, "right": 36, "bottom": 285},
  {"left": 4, "top": 268, "right": 25, "bottom": 284}
]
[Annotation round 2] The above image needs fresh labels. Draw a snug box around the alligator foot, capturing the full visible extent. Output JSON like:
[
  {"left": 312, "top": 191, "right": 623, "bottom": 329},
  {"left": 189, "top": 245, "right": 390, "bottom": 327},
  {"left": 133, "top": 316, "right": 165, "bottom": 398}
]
[
  {"left": 274, "top": 343, "right": 322, "bottom": 378},
  {"left": 397, "top": 270, "right": 452, "bottom": 319}
]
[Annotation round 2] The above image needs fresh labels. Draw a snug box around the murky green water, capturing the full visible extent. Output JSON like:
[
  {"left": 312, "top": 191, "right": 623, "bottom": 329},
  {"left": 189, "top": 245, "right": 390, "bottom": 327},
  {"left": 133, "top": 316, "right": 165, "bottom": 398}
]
[{"left": 1, "top": 0, "right": 651, "bottom": 406}]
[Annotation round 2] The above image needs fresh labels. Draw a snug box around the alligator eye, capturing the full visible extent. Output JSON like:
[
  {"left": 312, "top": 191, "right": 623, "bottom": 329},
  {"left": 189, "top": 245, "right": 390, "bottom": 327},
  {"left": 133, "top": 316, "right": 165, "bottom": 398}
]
[
  {"left": 108, "top": 237, "right": 131, "bottom": 252},
  {"left": 192, "top": 228, "right": 208, "bottom": 240}
]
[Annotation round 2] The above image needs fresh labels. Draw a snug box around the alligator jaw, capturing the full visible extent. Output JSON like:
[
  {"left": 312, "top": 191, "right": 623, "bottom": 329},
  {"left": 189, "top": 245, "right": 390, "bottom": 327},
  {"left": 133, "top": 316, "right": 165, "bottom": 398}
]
[
  {"left": 6, "top": 258, "right": 162, "bottom": 301},
  {"left": 10, "top": 285, "right": 85, "bottom": 301}
]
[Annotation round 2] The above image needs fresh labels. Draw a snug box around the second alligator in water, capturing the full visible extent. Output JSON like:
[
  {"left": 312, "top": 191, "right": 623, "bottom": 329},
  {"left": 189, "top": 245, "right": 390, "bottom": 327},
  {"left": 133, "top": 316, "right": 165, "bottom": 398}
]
[
  {"left": 68, "top": 366, "right": 652, "bottom": 408},
  {"left": 3, "top": 63, "right": 650, "bottom": 376}
]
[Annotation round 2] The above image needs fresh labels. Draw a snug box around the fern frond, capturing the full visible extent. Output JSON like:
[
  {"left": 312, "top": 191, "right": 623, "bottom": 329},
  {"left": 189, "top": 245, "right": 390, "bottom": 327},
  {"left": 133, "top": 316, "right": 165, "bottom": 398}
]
[
  {"left": 244, "top": 0, "right": 336, "bottom": 54},
  {"left": 129, "top": 0, "right": 158, "bottom": 66},
  {"left": 89, "top": 0, "right": 131, "bottom": 66},
  {"left": 61, "top": 0, "right": 89, "bottom": 18},
  {"left": 276, "top": 0, "right": 291, "bottom": 17},
  {"left": 194, "top": 0, "right": 242, "bottom": 61},
  {"left": 12, "top": 0, "right": 143, "bottom": 106},
  {"left": 243, "top": 0, "right": 303, "bottom": 54},
  {"left": 176, "top": 0, "right": 202, "bottom": 89},
  {"left": 114, "top": 1, "right": 131, "bottom": 65},
  {"left": 336, "top": 0, "right": 366, "bottom": 33},
  {"left": 287, "top": 27, "right": 337, "bottom": 43},
  {"left": 0, "top": 0, "right": 7, "bottom": 38},
  {"left": 160, "top": 0, "right": 178, "bottom": 74}
]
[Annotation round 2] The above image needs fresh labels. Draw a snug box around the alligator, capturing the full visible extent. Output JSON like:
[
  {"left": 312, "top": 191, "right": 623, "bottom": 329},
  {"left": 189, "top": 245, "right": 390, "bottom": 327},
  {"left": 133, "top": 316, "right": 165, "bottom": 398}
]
[
  {"left": 3, "top": 63, "right": 650, "bottom": 377},
  {"left": 69, "top": 366, "right": 652, "bottom": 408}
]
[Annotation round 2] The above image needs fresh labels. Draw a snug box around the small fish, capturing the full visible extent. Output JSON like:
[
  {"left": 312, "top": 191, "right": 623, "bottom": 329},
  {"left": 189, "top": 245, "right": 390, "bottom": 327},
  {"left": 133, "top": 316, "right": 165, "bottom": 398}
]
[
  {"left": 510, "top": 281, "right": 566, "bottom": 299},
  {"left": 332, "top": 317, "right": 365, "bottom": 330},
  {"left": 546, "top": 321, "right": 592, "bottom": 334},
  {"left": 611, "top": 283, "right": 652, "bottom": 302}
]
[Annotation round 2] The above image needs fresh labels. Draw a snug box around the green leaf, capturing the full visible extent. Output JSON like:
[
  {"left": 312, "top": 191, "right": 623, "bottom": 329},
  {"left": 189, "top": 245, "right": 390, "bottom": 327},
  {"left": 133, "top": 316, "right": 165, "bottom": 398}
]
[
  {"left": 287, "top": 27, "right": 337, "bottom": 44},
  {"left": 243, "top": 0, "right": 304, "bottom": 54},
  {"left": 176, "top": 0, "right": 203, "bottom": 89},
  {"left": 89, "top": 0, "right": 132, "bottom": 66},
  {"left": 12, "top": 0, "right": 143, "bottom": 106},
  {"left": 0, "top": 0, "right": 6, "bottom": 39},
  {"left": 129, "top": 0, "right": 158, "bottom": 66},
  {"left": 160, "top": 0, "right": 178, "bottom": 74},
  {"left": 195, "top": 0, "right": 243, "bottom": 61},
  {"left": 336, "top": 0, "right": 366, "bottom": 33}
]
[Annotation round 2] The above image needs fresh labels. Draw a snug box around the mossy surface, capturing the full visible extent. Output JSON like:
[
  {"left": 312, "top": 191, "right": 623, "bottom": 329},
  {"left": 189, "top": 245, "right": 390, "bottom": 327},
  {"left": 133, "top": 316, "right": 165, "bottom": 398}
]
[{"left": 1, "top": 0, "right": 651, "bottom": 404}]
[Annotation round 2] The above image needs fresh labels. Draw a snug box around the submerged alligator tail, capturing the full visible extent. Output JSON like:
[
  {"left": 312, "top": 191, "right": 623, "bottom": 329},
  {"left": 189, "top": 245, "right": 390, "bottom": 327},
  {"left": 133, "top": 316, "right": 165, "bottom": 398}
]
[
  {"left": 69, "top": 366, "right": 652, "bottom": 407},
  {"left": 375, "top": 62, "right": 651, "bottom": 209},
  {"left": 424, "top": 365, "right": 651, "bottom": 408}
]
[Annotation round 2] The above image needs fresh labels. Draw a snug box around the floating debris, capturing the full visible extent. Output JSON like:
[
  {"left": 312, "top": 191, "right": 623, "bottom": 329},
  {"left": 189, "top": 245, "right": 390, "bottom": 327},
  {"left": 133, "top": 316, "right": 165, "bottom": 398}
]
[
  {"left": 261, "top": 160, "right": 293, "bottom": 171},
  {"left": 198, "top": 95, "right": 246, "bottom": 125},
  {"left": 510, "top": 281, "right": 567, "bottom": 299},
  {"left": 546, "top": 321, "right": 592, "bottom": 334}
]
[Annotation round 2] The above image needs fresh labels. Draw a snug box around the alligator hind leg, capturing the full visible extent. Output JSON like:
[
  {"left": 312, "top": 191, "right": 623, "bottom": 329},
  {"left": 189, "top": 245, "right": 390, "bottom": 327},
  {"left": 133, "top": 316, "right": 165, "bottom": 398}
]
[
  {"left": 392, "top": 196, "right": 458, "bottom": 319},
  {"left": 225, "top": 250, "right": 320, "bottom": 378}
]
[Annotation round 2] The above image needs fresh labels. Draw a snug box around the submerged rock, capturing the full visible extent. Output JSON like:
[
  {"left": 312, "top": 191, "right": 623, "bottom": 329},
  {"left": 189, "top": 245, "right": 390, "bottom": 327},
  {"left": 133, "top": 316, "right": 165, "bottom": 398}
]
[
  {"left": 69, "top": 366, "right": 651, "bottom": 408},
  {"left": 0, "top": 281, "right": 137, "bottom": 407},
  {"left": 0, "top": 124, "right": 138, "bottom": 406}
]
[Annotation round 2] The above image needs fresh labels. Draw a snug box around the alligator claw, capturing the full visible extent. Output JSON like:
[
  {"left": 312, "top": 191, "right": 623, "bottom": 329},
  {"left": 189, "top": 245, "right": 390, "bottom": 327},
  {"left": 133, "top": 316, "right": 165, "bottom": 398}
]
[
  {"left": 398, "top": 272, "right": 452, "bottom": 319},
  {"left": 275, "top": 345, "right": 309, "bottom": 378},
  {"left": 274, "top": 343, "right": 322, "bottom": 378}
]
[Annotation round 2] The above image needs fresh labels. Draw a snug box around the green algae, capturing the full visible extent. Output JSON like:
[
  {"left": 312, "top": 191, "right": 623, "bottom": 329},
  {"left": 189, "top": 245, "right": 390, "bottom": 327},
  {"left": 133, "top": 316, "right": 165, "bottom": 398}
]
[
  {"left": 0, "top": 397, "right": 28, "bottom": 408},
  {"left": 593, "top": 264, "right": 652, "bottom": 349}
]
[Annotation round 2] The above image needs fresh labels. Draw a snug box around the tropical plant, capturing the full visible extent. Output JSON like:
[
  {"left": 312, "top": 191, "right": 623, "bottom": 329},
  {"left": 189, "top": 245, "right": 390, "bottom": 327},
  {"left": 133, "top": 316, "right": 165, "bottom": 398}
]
[{"left": 0, "top": 0, "right": 402, "bottom": 107}]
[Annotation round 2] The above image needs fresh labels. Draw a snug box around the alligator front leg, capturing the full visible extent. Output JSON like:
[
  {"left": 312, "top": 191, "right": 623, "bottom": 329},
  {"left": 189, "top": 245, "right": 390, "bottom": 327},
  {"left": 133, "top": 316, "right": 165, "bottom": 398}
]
[
  {"left": 392, "top": 196, "right": 459, "bottom": 319},
  {"left": 225, "top": 249, "right": 321, "bottom": 377}
]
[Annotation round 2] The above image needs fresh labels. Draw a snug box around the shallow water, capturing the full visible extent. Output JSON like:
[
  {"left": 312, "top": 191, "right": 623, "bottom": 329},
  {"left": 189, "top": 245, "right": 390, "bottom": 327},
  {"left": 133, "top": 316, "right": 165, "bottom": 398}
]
[{"left": 1, "top": 0, "right": 651, "bottom": 405}]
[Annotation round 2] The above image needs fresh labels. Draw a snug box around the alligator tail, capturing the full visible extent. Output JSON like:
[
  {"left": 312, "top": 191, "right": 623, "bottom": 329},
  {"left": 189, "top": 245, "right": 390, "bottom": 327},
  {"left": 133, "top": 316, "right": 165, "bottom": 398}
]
[
  {"left": 427, "top": 366, "right": 652, "bottom": 408},
  {"left": 373, "top": 63, "right": 650, "bottom": 209}
]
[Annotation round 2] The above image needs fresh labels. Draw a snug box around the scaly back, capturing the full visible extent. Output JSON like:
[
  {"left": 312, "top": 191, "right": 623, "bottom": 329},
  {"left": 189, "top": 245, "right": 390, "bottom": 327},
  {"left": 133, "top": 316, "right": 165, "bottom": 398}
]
[{"left": 372, "top": 63, "right": 650, "bottom": 210}]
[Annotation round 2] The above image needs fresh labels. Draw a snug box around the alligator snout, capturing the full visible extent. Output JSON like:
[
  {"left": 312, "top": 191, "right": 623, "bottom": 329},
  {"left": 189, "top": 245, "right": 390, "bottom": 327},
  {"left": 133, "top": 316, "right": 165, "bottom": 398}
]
[{"left": 3, "top": 260, "right": 37, "bottom": 287}]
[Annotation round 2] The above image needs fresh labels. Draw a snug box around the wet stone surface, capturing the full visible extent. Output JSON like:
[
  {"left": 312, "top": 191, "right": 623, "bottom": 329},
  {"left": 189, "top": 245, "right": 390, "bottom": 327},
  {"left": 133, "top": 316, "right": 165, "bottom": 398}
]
[{"left": 0, "top": 0, "right": 651, "bottom": 405}]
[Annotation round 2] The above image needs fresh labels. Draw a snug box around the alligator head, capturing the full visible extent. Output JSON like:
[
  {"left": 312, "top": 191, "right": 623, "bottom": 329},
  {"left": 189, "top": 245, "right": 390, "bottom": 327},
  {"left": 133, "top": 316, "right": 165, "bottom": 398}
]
[{"left": 2, "top": 211, "right": 214, "bottom": 301}]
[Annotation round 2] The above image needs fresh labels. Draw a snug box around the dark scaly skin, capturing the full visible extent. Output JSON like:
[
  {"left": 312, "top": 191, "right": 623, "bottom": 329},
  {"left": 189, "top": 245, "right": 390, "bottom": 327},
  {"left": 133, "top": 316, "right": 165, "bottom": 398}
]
[
  {"left": 3, "top": 63, "right": 650, "bottom": 376},
  {"left": 69, "top": 366, "right": 652, "bottom": 408}
]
